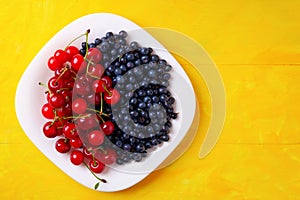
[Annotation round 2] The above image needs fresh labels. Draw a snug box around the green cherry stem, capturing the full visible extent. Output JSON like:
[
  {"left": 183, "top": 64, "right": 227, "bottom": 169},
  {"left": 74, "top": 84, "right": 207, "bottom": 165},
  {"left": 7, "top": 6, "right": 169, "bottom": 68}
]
[
  {"left": 83, "top": 161, "right": 107, "bottom": 184},
  {"left": 83, "top": 29, "right": 90, "bottom": 60},
  {"left": 38, "top": 82, "right": 53, "bottom": 96},
  {"left": 64, "top": 29, "right": 90, "bottom": 51}
]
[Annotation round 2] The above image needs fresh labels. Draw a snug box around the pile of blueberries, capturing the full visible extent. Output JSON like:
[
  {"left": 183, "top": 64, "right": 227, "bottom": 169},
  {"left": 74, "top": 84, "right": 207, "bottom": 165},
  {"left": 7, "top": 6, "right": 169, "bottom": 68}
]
[{"left": 79, "top": 31, "right": 178, "bottom": 165}]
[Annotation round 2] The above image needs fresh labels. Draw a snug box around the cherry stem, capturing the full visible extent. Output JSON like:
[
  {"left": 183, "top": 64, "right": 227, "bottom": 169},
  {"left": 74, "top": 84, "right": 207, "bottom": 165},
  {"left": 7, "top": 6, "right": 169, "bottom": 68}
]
[
  {"left": 97, "top": 114, "right": 105, "bottom": 123},
  {"left": 38, "top": 82, "right": 52, "bottom": 95},
  {"left": 103, "top": 85, "right": 112, "bottom": 96},
  {"left": 55, "top": 67, "right": 68, "bottom": 84},
  {"left": 83, "top": 161, "right": 107, "bottom": 184},
  {"left": 63, "top": 113, "right": 91, "bottom": 120},
  {"left": 64, "top": 29, "right": 90, "bottom": 51},
  {"left": 86, "top": 107, "right": 108, "bottom": 118},
  {"left": 96, "top": 146, "right": 106, "bottom": 154},
  {"left": 83, "top": 30, "right": 90, "bottom": 60},
  {"left": 100, "top": 93, "right": 103, "bottom": 113}
]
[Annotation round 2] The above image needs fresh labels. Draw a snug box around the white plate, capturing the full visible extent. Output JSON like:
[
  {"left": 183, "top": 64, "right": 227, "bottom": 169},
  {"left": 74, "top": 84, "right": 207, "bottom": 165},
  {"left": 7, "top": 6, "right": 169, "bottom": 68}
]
[{"left": 15, "top": 13, "right": 196, "bottom": 192}]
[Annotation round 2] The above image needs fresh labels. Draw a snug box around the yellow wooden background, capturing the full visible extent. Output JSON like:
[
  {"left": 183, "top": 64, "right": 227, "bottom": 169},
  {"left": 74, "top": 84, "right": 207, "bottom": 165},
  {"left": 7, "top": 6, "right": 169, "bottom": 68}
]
[{"left": 1, "top": 0, "right": 300, "bottom": 199}]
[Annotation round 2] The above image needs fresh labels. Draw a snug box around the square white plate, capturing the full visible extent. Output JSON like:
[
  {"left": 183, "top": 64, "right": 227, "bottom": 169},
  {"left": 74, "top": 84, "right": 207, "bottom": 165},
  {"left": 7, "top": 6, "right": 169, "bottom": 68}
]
[{"left": 15, "top": 13, "right": 196, "bottom": 192}]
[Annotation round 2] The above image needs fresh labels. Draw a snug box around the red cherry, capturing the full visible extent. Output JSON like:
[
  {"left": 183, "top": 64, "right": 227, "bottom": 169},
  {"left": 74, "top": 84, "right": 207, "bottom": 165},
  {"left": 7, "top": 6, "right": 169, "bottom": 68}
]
[
  {"left": 87, "top": 129, "right": 104, "bottom": 146},
  {"left": 70, "top": 136, "right": 83, "bottom": 148},
  {"left": 55, "top": 107, "right": 65, "bottom": 118},
  {"left": 100, "top": 121, "right": 114, "bottom": 135},
  {"left": 89, "top": 159, "right": 105, "bottom": 173},
  {"left": 49, "top": 93, "right": 66, "bottom": 108},
  {"left": 63, "top": 102, "right": 73, "bottom": 117},
  {"left": 104, "top": 88, "right": 120, "bottom": 105},
  {"left": 63, "top": 123, "right": 78, "bottom": 139},
  {"left": 101, "top": 76, "right": 112, "bottom": 89},
  {"left": 55, "top": 138, "right": 71, "bottom": 153},
  {"left": 86, "top": 48, "right": 102, "bottom": 63},
  {"left": 65, "top": 46, "right": 79, "bottom": 60},
  {"left": 71, "top": 54, "right": 86, "bottom": 72},
  {"left": 92, "top": 79, "right": 106, "bottom": 93},
  {"left": 76, "top": 114, "right": 97, "bottom": 130},
  {"left": 43, "top": 121, "right": 57, "bottom": 138},
  {"left": 73, "top": 75, "right": 93, "bottom": 95},
  {"left": 95, "top": 148, "right": 117, "bottom": 165},
  {"left": 87, "top": 93, "right": 100, "bottom": 105},
  {"left": 48, "top": 56, "right": 61, "bottom": 71},
  {"left": 60, "top": 89, "right": 72, "bottom": 103},
  {"left": 70, "top": 150, "right": 84, "bottom": 165},
  {"left": 87, "top": 64, "right": 104, "bottom": 78},
  {"left": 55, "top": 66, "right": 73, "bottom": 80},
  {"left": 48, "top": 76, "right": 64, "bottom": 93},
  {"left": 54, "top": 49, "right": 68, "bottom": 64},
  {"left": 53, "top": 118, "right": 68, "bottom": 128},
  {"left": 83, "top": 147, "right": 93, "bottom": 159},
  {"left": 41, "top": 103, "right": 55, "bottom": 119},
  {"left": 64, "top": 78, "right": 75, "bottom": 89},
  {"left": 72, "top": 98, "right": 87, "bottom": 114}
]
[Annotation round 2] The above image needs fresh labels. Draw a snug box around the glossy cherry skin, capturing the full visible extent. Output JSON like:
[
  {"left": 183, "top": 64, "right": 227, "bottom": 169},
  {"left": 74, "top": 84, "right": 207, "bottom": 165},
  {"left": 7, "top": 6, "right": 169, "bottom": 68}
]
[
  {"left": 65, "top": 46, "right": 79, "bottom": 60},
  {"left": 72, "top": 98, "right": 87, "bottom": 114},
  {"left": 104, "top": 88, "right": 120, "bottom": 105},
  {"left": 41, "top": 103, "right": 55, "bottom": 119},
  {"left": 86, "top": 48, "right": 102, "bottom": 63},
  {"left": 55, "top": 138, "right": 71, "bottom": 153},
  {"left": 87, "top": 129, "right": 104, "bottom": 146},
  {"left": 43, "top": 121, "right": 57, "bottom": 138},
  {"left": 70, "top": 150, "right": 84, "bottom": 165},
  {"left": 89, "top": 159, "right": 105, "bottom": 173},
  {"left": 63, "top": 123, "right": 78, "bottom": 139},
  {"left": 100, "top": 121, "right": 114, "bottom": 135},
  {"left": 95, "top": 148, "right": 117, "bottom": 165},
  {"left": 49, "top": 93, "right": 65, "bottom": 108}
]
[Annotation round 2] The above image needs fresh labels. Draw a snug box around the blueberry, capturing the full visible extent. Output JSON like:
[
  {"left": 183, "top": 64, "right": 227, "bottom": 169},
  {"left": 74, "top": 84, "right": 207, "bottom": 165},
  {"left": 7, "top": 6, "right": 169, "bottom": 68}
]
[
  {"left": 133, "top": 153, "right": 142, "bottom": 162},
  {"left": 116, "top": 158, "right": 124, "bottom": 165},
  {"left": 126, "top": 61, "right": 134, "bottom": 69},
  {"left": 79, "top": 49, "right": 86, "bottom": 56},
  {"left": 145, "top": 142, "right": 152, "bottom": 149},
  {"left": 94, "top": 38, "right": 102, "bottom": 45},
  {"left": 130, "top": 41, "right": 139, "bottom": 49},
  {"left": 138, "top": 90, "right": 146, "bottom": 97},
  {"left": 164, "top": 65, "right": 172, "bottom": 72},
  {"left": 167, "top": 97, "right": 175, "bottom": 104},
  {"left": 99, "top": 41, "right": 110, "bottom": 52},
  {"left": 116, "top": 140, "right": 123, "bottom": 148},
  {"left": 152, "top": 96, "right": 159, "bottom": 103},
  {"left": 126, "top": 53, "right": 135, "bottom": 61},
  {"left": 120, "top": 64, "right": 127, "bottom": 72},
  {"left": 140, "top": 47, "right": 149, "bottom": 55},
  {"left": 151, "top": 55, "right": 159, "bottom": 62},
  {"left": 81, "top": 42, "right": 88, "bottom": 49},
  {"left": 163, "top": 73, "right": 171, "bottom": 80},
  {"left": 123, "top": 143, "right": 131, "bottom": 151},
  {"left": 106, "top": 31, "right": 114, "bottom": 38},
  {"left": 119, "top": 30, "right": 127, "bottom": 38},
  {"left": 138, "top": 102, "right": 146, "bottom": 109},
  {"left": 114, "top": 68, "right": 122, "bottom": 75},
  {"left": 89, "top": 43, "right": 96, "bottom": 48},
  {"left": 141, "top": 55, "right": 150, "bottom": 63},
  {"left": 135, "top": 144, "right": 145, "bottom": 153},
  {"left": 143, "top": 96, "right": 151, "bottom": 103},
  {"left": 134, "top": 59, "right": 142, "bottom": 66},
  {"left": 158, "top": 59, "right": 167, "bottom": 66}
]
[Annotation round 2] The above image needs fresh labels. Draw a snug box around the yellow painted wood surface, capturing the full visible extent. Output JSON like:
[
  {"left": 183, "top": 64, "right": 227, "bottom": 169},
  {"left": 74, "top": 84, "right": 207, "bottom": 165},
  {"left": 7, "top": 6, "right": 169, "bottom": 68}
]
[{"left": 1, "top": 0, "right": 300, "bottom": 199}]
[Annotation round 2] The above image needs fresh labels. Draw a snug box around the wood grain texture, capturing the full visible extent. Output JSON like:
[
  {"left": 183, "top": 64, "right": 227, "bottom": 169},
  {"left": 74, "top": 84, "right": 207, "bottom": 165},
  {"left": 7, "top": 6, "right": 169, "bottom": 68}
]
[{"left": 0, "top": 0, "right": 299, "bottom": 199}]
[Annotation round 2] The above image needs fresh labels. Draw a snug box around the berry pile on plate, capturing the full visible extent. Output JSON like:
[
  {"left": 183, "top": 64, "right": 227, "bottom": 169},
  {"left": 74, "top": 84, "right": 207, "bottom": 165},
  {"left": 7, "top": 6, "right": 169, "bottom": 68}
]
[{"left": 40, "top": 30, "right": 178, "bottom": 186}]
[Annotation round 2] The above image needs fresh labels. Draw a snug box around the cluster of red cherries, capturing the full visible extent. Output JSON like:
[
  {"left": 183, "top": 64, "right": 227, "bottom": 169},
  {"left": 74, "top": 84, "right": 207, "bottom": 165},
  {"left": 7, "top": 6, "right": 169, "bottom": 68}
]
[
  {"left": 40, "top": 30, "right": 121, "bottom": 186},
  {"left": 40, "top": 29, "right": 178, "bottom": 189}
]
